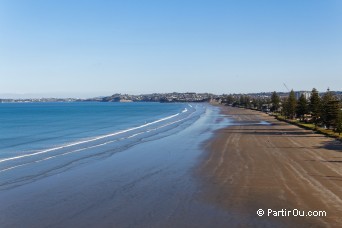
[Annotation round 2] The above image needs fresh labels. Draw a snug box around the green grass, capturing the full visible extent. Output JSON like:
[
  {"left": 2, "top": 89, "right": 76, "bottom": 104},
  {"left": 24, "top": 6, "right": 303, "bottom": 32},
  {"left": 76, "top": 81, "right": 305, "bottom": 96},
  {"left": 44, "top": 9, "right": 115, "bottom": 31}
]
[{"left": 274, "top": 115, "right": 342, "bottom": 141}]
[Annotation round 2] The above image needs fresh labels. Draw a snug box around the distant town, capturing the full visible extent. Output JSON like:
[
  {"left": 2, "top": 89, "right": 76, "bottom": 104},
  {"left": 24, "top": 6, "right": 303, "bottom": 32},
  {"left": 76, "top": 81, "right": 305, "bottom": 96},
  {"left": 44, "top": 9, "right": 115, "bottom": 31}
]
[{"left": 1, "top": 91, "right": 342, "bottom": 103}]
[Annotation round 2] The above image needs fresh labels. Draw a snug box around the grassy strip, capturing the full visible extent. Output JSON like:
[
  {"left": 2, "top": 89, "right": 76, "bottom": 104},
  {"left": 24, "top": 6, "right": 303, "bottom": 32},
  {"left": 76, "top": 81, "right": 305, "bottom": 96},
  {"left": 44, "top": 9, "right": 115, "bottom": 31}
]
[
  {"left": 275, "top": 115, "right": 342, "bottom": 141},
  {"left": 224, "top": 105, "right": 342, "bottom": 141}
]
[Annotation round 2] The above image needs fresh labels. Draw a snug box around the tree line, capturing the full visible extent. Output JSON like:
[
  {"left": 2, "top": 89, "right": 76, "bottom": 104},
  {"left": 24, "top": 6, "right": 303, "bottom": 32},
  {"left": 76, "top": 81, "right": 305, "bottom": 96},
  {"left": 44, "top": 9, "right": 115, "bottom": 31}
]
[{"left": 222, "top": 89, "right": 342, "bottom": 135}]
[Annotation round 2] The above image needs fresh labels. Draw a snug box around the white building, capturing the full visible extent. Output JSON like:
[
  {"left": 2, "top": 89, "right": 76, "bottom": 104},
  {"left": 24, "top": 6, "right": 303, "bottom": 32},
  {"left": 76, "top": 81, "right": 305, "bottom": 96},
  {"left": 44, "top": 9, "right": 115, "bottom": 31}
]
[{"left": 295, "top": 91, "right": 311, "bottom": 100}]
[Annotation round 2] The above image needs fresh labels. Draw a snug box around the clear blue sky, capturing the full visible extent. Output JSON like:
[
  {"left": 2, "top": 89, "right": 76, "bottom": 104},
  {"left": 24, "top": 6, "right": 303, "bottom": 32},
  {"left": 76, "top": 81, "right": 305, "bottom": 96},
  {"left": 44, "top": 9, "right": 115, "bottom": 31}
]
[{"left": 1, "top": 0, "right": 341, "bottom": 98}]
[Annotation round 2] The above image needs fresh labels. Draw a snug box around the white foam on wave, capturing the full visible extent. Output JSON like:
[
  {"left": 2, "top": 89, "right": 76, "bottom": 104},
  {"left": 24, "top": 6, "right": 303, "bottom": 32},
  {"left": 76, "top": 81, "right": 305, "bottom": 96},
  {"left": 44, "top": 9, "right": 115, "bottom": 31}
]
[
  {"left": 0, "top": 109, "right": 196, "bottom": 173},
  {"left": 0, "top": 111, "right": 183, "bottom": 163}
]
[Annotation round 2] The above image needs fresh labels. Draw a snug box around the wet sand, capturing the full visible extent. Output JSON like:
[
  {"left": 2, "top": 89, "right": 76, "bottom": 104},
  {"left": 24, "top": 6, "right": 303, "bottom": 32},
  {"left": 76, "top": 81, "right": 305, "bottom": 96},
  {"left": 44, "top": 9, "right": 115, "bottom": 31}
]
[
  {"left": 1, "top": 105, "right": 341, "bottom": 227},
  {"left": 0, "top": 105, "right": 236, "bottom": 228},
  {"left": 200, "top": 106, "right": 342, "bottom": 227}
]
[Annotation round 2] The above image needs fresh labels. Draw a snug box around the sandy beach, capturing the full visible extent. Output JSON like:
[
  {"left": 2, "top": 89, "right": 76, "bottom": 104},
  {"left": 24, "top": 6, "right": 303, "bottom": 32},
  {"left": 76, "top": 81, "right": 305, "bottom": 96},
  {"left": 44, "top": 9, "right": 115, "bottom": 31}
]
[
  {"left": 200, "top": 106, "right": 342, "bottom": 227},
  {"left": 1, "top": 104, "right": 341, "bottom": 227}
]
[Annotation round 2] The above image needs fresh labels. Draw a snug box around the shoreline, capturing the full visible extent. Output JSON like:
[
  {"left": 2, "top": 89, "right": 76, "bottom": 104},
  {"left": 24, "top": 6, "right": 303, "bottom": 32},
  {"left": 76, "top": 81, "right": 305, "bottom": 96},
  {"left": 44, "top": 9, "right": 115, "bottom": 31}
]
[
  {"left": 1, "top": 104, "right": 341, "bottom": 227},
  {"left": 199, "top": 105, "right": 342, "bottom": 227},
  {"left": 0, "top": 104, "right": 230, "bottom": 227}
]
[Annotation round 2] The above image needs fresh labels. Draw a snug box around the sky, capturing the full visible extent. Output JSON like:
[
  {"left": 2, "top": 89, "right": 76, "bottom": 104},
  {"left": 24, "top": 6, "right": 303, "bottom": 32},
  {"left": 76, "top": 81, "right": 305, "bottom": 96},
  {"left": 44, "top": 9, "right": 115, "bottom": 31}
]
[{"left": 0, "top": 0, "right": 341, "bottom": 98}]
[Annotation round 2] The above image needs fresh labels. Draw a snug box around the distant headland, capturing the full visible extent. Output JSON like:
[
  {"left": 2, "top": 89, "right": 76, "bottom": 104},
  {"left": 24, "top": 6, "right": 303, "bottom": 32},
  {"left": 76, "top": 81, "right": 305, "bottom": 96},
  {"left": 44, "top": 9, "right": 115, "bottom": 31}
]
[{"left": 1, "top": 91, "right": 342, "bottom": 103}]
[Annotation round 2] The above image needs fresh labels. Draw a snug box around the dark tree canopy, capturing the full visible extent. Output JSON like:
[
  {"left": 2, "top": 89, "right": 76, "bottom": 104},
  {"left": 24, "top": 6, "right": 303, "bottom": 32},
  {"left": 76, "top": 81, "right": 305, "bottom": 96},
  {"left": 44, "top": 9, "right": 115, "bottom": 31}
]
[
  {"left": 321, "top": 89, "right": 339, "bottom": 129},
  {"left": 271, "top": 91, "right": 280, "bottom": 112},
  {"left": 226, "top": 95, "right": 234, "bottom": 104},
  {"left": 285, "top": 90, "right": 297, "bottom": 119},
  {"left": 336, "top": 110, "right": 342, "bottom": 135},
  {"left": 296, "top": 93, "right": 308, "bottom": 121},
  {"left": 309, "top": 88, "right": 321, "bottom": 127}
]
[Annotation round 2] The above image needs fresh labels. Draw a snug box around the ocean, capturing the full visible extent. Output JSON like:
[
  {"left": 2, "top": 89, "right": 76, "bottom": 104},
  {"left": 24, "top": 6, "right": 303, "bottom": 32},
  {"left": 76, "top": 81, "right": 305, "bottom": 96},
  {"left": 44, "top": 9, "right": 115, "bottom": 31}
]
[
  {"left": 0, "top": 102, "right": 208, "bottom": 189},
  {"left": 0, "top": 102, "right": 237, "bottom": 227}
]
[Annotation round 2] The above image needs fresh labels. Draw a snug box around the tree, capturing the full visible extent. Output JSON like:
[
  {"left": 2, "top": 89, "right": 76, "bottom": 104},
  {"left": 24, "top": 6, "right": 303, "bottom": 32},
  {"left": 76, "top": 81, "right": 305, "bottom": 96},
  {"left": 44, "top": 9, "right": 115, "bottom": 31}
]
[
  {"left": 321, "top": 89, "right": 339, "bottom": 129},
  {"left": 239, "top": 95, "right": 245, "bottom": 107},
  {"left": 336, "top": 109, "right": 342, "bottom": 135},
  {"left": 246, "top": 96, "right": 250, "bottom": 108},
  {"left": 252, "top": 98, "right": 263, "bottom": 110},
  {"left": 251, "top": 98, "right": 262, "bottom": 110},
  {"left": 226, "top": 94, "right": 235, "bottom": 105},
  {"left": 238, "top": 95, "right": 251, "bottom": 108},
  {"left": 309, "top": 88, "right": 321, "bottom": 127},
  {"left": 271, "top": 91, "right": 280, "bottom": 112},
  {"left": 285, "top": 90, "right": 297, "bottom": 119},
  {"left": 296, "top": 93, "right": 308, "bottom": 122},
  {"left": 282, "top": 97, "right": 288, "bottom": 118}
]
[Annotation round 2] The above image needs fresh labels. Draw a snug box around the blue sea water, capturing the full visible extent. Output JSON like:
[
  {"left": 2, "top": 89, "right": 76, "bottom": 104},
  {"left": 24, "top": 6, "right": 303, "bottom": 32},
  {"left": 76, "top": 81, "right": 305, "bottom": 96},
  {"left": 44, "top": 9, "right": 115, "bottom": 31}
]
[{"left": 0, "top": 102, "right": 206, "bottom": 189}]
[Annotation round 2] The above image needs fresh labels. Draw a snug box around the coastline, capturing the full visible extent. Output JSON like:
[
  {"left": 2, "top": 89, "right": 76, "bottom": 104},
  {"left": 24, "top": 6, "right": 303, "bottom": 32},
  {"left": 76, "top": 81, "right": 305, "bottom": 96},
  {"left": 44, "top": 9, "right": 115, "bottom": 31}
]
[
  {"left": 1, "top": 103, "right": 341, "bottom": 227},
  {"left": 199, "top": 105, "right": 342, "bottom": 227},
  {"left": 0, "top": 104, "right": 232, "bottom": 227}
]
